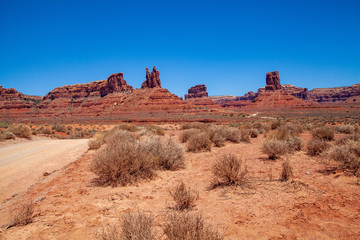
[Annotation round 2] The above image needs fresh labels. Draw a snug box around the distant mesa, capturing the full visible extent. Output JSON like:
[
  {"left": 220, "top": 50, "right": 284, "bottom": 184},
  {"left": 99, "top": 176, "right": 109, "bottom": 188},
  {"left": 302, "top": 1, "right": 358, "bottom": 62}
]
[
  {"left": 106, "top": 72, "right": 133, "bottom": 93},
  {"left": 141, "top": 67, "right": 161, "bottom": 89},
  {"left": 185, "top": 84, "right": 208, "bottom": 100},
  {"left": 265, "top": 71, "right": 282, "bottom": 91}
]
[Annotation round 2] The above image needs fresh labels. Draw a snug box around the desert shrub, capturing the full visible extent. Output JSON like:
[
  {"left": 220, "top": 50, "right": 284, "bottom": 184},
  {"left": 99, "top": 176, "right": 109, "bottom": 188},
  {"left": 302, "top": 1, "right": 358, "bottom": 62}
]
[
  {"left": 3, "top": 131, "right": 16, "bottom": 140},
  {"left": 8, "top": 202, "right": 34, "bottom": 227},
  {"left": 211, "top": 153, "right": 248, "bottom": 188},
  {"left": 163, "top": 212, "right": 224, "bottom": 240},
  {"left": 269, "top": 127, "right": 303, "bottom": 151},
  {"left": 287, "top": 136, "right": 303, "bottom": 151},
  {"left": 41, "top": 127, "right": 53, "bottom": 134},
  {"left": 8, "top": 124, "right": 32, "bottom": 139},
  {"left": 207, "top": 125, "right": 240, "bottom": 144},
  {"left": 88, "top": 139, "right": 102, "bottom": 150},
  {"left": 187, "top": 132, "right": 212, "bottom": 152},
  {"left": 271, "top": 118, "right": 283, "bottom": 130},
  {"left": 270, "top": 126, "right": 292, "bottom": 141},
  {"left": 103, "top": 129, "right": 134, "bottom": 145},
  {"left": 121, "top": 212, "right": 156, "bottom": 240},
  {"left": 181, "top": 122, "right": 207, "bottom": 130},
  {"left": 180, "top": 128, "right": 201, "bottom": 143},
  {"left": 113, "top": 123, "right": 139, "bottom": 133},
  {"left": 52, "top": 124, "right": 66, "bottom": 132},
  {"left": 70, "top": 131, "right": 85, "bottom": 139},
  {"left": 312, "top": 126, "right": 335, "bottom": 141},
  {"left": 284, "top": 123, "right": 304, "bottom": 135},
  {"left": 326, "top": 140, "right": 360, "bottom": 176},
  {"left": 212, "top": 132, "right": 226, "bottom": 147},
  {"left": 261, "top": 139, "right": 289, "bottom": 160},
  {"left": 249, "top": 128, "right": 259, "bottom": 138},
  {"left": 169, "top": 181, "right": 199, "bottom": 210},
  {"left": 0, "top": 122, "right": 10, "bottom": 128},
  {"left": 280, "top": 160, "right": 293, "bottom": 181},
  {"left": 307, "top": 139, "right": 330, "bottom": 156},
  {"left": 239, "top": 129, "right": 250, "bottom": 143},
  {"left": 146, "top": 124, "right": 165, "bottom": 136},
  {"left": 336, "top": 124, "right": 355, "bottom": 134},
  {"left": 336, "top": 133, "right": 360, "bottom": 145},
  {"left": 91, "top": 139, "right": 154, "bottom": 186},
  {"left": 142, "top": 136, "right": 185, "bottom": 170}
]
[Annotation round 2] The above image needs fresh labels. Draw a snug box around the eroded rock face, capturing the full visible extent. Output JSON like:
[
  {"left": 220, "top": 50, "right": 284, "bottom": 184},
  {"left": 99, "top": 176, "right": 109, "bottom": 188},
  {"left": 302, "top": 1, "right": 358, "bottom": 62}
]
[
  {"left": 308, "top": 84, "right": 360, "bottom": 103},
  {"left": 44, "top": 72, "right": 133, "bottom": 100},
  {"left": 0, "top": 86, "right": 34, "bottom": 110},
  {"left": 282, "top": 84, "right": 308, "bottom": 100},
  {"left": 265, "top": 71, "right": 281, "bottom": 91},
  {"left": 185, "top": 84, "right": 208, "bottom": 100},
  {"left": 141, "top": 67, "right": 161, "bottom": 89}
]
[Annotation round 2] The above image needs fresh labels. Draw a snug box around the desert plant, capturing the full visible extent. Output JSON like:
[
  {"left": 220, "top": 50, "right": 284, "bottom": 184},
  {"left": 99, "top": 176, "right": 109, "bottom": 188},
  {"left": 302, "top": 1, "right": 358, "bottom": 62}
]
[
  {"left": 162, "top": 212, "right": 224, "bottom": 240},
  {"left": 8, "top": 202, "right": 34, "bottom": 228},
  {"left": 169, "top": 181, "right": 199, "bottom": 211},
  {"left": 8, "top": 124, "right": 32, "bottom": 139},
  {"left": 326, "top": 140, "right": 360, "bottom": 176},
  {"left": 187, "top": 132, "right": 212, "bottom": 152},
  {"left": 211, "top": 153, "right": 248, "bottom": 188},
  {"left": 113, "top": 123, "right": 139, "bottom": 133},
  {"left": 336, "top": 124, "right": 355, "bottom": 134},
  {"left": 212, "top": 132, "right": 226, "bottom": 147},
  {"left": 287, "top": 136, "right": 303, "bottom": 151},
  {"left": 142, "top": 136, "right": 185, "bottom": 170},
  {"left": 91, "top": 139, "right": 154, "bottom": 186},
  {"left": 271, "top": 118, "right": 283, "bottom": 130},
  {"left": 3, "top": 131, "right": 16, "bottom": 140},
  {"left": 88, "top": 139, "right": 102, "bottom": 150},
  {"left": 307, "top": 139, "right": 330, "bottom": 156},
  {"left": 336, "top": 133, "right": 360, "bottom": 145},
  {"left": 312, "top": 126, "right": 335, "bottom": 141},
  {"left": 261, "top": 139, "right": 289, "bottom": 160},
  {"left": 180, "top": 128, "right": 201, "bottom": 143},
  {"left": 280, "top": 160, "right": 293, "bottom": 181},
  {"left": 239, "top": 128, "right": 251, "bottom": 143},
  {"left": 146, "top": 124, "right": 165, "bottom": 136},
  {"left": 249, "top": 128, "right": 259, "bottom": 138},
  {"left": 52, "top": 123, "right": 66, "bottom": 133}
]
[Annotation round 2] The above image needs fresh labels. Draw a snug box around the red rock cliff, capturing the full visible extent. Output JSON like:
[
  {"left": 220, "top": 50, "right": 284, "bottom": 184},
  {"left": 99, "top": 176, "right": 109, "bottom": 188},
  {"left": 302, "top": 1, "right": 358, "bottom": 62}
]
[
  {"left": 185, "top": 84, "right": 208, "bottom": 100},
  {"left": 141, "top": 67, "right": 161, "bottom": 88}
]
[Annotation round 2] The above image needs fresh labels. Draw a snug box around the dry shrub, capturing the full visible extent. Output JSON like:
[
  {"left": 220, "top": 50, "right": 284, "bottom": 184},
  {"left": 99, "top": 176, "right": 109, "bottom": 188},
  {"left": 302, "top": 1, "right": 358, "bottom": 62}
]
[
  {"left": 91, "top": 139, "right": 154, "bottom": 186},
  {"left": 336, "top": 133, "right": 360, "bottom": 145},
  {"left": 163, "top": 212, "right": 224, "bottom": 240},
  {"left": 3, "top": 131, "right": 16, "bottom": 140},
  {"left": 211, "top": 153, "right": 248, "bottom": 188},
  {"left": 271, "top": 118, "right": 283, "bottom": 130},
  {"left": 261, "top": 139, "right": 289, "bottom": 160},
  {"left": 169, "top": 181, "right": 199, "bottom": 210},
  {"left": 187, "top": 132, "right": 212, "bottom": 152},
  {"left": 287, "top": 136, "right": 303, "bottom": 151},
  {"left": 41, "top": 127, "right": 53, "bottom": 134},
  {"left": 181, "top": 122, "right": 208, "bottom": 130},
  {"left": 146, "top": 124, "right": 165, "bottom": 136},
  {"left": 312, "top": 126, "right": 335, "bottom": 141},
  {"left": 269, "top": 127, "right": 303, "bottom": 151},
  {"left": 8, "top": 202, "right": 34, "bottom": 228},
  {"left": 104, "top": 129, "right": 134, "bottom": 145},
  {"left": 142, "top": 136, "right": 185, "bottom": 170},
  {"left": 239, "top": 128, "right": 250, "bottom": 143},
  {"left": 249, "top": 128, "right": 259, "bottom": 138},
  {"left": 8, "top": 124, "right": 32, "bottom": 139},
  {"left": 99, "top": 212, "right": 156, "bottom": 240},
  {"left": 180, "top": 129, "right": 201, "bottom": 143},
  {"left": 336, "top": 124, "right": 355, "bottom": 134},
  {"left": 207, "top": 125, "right": 240, "bottom": 145},
  {"left": 52, "top": 123, "right": 66, "bottom": 132},
  {"left": 280, "top": 160, "right": 293, "bottom": 181},
  {"left": 326, "top": 140, "right": 360, "bottom": 176},
  {"left": 88, "top": 139, "right": 102, "bottom": 150},
  {"left": 284, "top": 123, "right": 304, "bottom": 135},
  {"left": 212, "top": 132, "right": 226, "bottom": 147},
  {"left": 307, "top": 139, "right": 330, "bottom": 156},
  {"left": 113, "top": 123, "right": 139, "bottom": 132}
]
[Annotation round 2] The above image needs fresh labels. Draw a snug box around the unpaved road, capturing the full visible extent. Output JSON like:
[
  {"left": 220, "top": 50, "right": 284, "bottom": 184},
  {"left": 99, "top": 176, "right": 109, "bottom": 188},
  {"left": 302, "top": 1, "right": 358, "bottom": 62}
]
[{"left": 0, "top": 139, "right": 89, "bottom": 203}]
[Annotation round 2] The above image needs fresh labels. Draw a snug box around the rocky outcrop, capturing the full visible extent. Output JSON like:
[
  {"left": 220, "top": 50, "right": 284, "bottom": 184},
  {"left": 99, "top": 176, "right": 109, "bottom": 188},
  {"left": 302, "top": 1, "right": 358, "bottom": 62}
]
[
  {"left": 265, "top": 71, "right": 281, "bottom": 91},
  {"left": 308, "top": 84, "right": 360, "bottom": 103},
  {"left": 185, "top": 84, "right": 208, "bottom": 100},
  {"left": 44, "top": 72, "right": 133, "bottom": 100},
  {"left": 0, "top": 86, "right": 37, "bottom": 110},
  {"left": 282, "top": 84, "right": 308, "bottom": 100},
  {"left": 141, "top": 67, "right": 161, "bottom": 89}
]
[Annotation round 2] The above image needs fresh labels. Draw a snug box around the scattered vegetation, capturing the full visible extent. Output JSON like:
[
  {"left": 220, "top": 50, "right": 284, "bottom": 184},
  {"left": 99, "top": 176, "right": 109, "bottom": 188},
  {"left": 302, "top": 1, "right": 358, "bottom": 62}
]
[
  {"left": 180, "top": 128, "right": 201, "bottom": 143},
  {"left": 8, "top": 124, "right": 32, "bottom": 139},
  {"left": 146, "top": 124, "right": 165, "bottom": 136},
  {"left": 280, "top": 160, "right": 293, "bottom": 181},
  {"left": 307, "top": 139, "right": 330, "bottom": 156},
  {"left": 169, "top": 181, "right": 199, "bottom": 210},
  {"left": 336, "top": 124, "right": 355, "bottom": 134},
  {"left": 8, "top": 202, "right": 34, "bottom": 228},
  {"left": 261, "top": 139, "right": 289, "bottom": 160},
  {"left": 162, "top": 212, "right": 224, "bottom": 240},
  {"left": 312, "top": 126, "right": 335, "bottom": 141},
  {"left": 187, "top": 132, "right": 212, "bottom": 152}
]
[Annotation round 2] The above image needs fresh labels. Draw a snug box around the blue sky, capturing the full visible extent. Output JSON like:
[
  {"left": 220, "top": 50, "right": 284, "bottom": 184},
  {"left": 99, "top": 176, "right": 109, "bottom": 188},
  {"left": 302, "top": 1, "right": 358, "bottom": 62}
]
[{"left": 1, "top": 0, "right": 359, "bottom": 98}]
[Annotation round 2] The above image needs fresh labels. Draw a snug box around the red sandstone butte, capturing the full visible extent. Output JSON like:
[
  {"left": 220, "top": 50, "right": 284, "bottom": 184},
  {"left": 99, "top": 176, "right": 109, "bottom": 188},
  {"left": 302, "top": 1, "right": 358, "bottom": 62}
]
[{"left": 141, "top": 67, "right": 161, "bottom": 89}]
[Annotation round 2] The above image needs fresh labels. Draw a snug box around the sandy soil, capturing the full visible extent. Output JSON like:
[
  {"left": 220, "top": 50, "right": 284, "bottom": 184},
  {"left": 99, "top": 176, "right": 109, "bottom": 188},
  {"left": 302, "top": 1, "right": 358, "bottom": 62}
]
[
  {"left": 0, "top": 138, "right": 89, "bottom": 204},
  {"left": 0, "top": 129, "right": 359, "bottom": 239}
]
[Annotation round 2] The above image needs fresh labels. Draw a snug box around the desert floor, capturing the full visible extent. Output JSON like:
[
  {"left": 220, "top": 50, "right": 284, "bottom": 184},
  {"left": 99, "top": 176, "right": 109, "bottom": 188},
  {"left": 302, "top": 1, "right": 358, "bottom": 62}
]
[{"left": 0, "top": 126, "right": 359, "bottom": 239}]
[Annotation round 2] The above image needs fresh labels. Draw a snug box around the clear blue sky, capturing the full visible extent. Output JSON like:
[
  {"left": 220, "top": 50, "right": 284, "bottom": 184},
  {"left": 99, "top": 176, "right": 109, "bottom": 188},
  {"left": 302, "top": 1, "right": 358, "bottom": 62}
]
[{"left": 1, "top": 0, "right": 359, "bottom": 98}]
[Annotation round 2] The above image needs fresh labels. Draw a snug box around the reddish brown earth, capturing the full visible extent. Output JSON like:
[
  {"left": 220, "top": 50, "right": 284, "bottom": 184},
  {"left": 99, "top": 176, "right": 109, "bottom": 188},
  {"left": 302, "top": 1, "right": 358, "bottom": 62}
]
[{"left": 1, "top": 129, "right": 359, "bottom": 239}]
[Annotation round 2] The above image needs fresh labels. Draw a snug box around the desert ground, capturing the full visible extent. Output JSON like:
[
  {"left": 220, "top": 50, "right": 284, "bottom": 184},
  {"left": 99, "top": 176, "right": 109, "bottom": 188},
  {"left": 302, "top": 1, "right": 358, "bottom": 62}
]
[{"left": 0, "top": 122, "right": 359, "bottom": 239}]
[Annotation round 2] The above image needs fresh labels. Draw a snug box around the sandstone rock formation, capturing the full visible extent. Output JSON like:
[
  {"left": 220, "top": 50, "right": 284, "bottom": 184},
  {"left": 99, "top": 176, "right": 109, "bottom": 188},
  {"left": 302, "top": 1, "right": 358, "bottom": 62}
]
[
  {"left": 44, "top": 72, "right": 133, "bottom": 100},
  {"left": 0, "top": 86, "right": 36, "bottom": 110},
  {"left": 308, "top": 84, "right": 360, "bottom": 103},
  {"left": 141, "top": 67, "right": 161, "bottom": 89},
  {"left": 185, "top": 84, "right": 208, "bottom": 100},
  {"left": 265, "top": 71, "right": 281, "bottom": 91},
  {"left": 282, "top": 84, "right": 308, "bottom": 100}
]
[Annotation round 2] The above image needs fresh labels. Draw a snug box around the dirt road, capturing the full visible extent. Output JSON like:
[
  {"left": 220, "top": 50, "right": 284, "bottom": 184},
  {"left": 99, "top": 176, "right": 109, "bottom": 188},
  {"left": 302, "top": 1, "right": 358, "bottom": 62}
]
[{"left": 0, "top": 139, "right": 89, "bottom": 203}]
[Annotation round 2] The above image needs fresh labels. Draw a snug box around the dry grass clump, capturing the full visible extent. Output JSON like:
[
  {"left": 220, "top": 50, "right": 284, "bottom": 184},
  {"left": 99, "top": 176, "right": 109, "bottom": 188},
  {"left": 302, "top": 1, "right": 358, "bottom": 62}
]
[
  {"left": 336, "top": 124, "right": 355, "bottom": 134},
  {"left": 261, "top": 139, "right": 289, "bottom": 160},
  {"left": 8, "top": 202, "right": 34, "bottom": 228},
  {"left": 267, "top": 126, "right": 303, "bottom": 152},
  {"left": 163, "top": 212, "right": 224, "bottom": 240},
  {"left": 99, "top": 212, "right": 156, "bottom": 240},
  {"left": 142, "top": 136, "right": 185, "bottom": 170},
  {"left": 307, "top": 139, "right": 330, "bottom": 156},
  {"left": 113, "top": 123, "right": 139, "bottom": 132},
  {"left": 8, "top": 124, "right": 32, "bottom": 139},
  {"left": 207, "top": 125, "right": 240, "bottom": 145},
  {"left": 180, "top": 128, "right": 201, "bottom": 143},
  {"left": 2, "top": 131, "right": 16, "bottom": 140},
  {"left": 187, "top": 132, "right": 212, "bottom": 152},
  {"left": 103, "top": 129, "right": 134, "bottom": 145},
  {"left": 336, "top": 133, "right": 360, "bottom": 145},
  {"left": 271, "top": 118, "right": 284, "bottom": 130},
  {"left": 169, "top": 181, "right": 199, "bottom": 210},
  {"left": 312, "top": 126, "right": 335, "bottom": 141},
  {"left": 181, "top": 122, "right": 208, "bottom": 130},
  {"left": 211, "top": 153, "right": 248, "bottom": 188},
  {"left": 280, "top": 160, "right": 293, "bottom": 181},
  {"left": 52, "top": 123, "right": 66, "bottom": 133},
  {"left": 326, "top": 140, "right": 360, "bottom": 176},
  {"left": 146, "top": 124, "right": 165, "bottom": 136},
  {"left": 88, "top": 139, "right": 102, "bottom": 150},
  {"left": 249, "top": 128, "right": 259, "bottom": 138},
  {"left": 239, "top": 129, "right": 251, "bottom": 143},
  {"left": 91, "top": 138, "right": 154, "bottom": 186}
]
